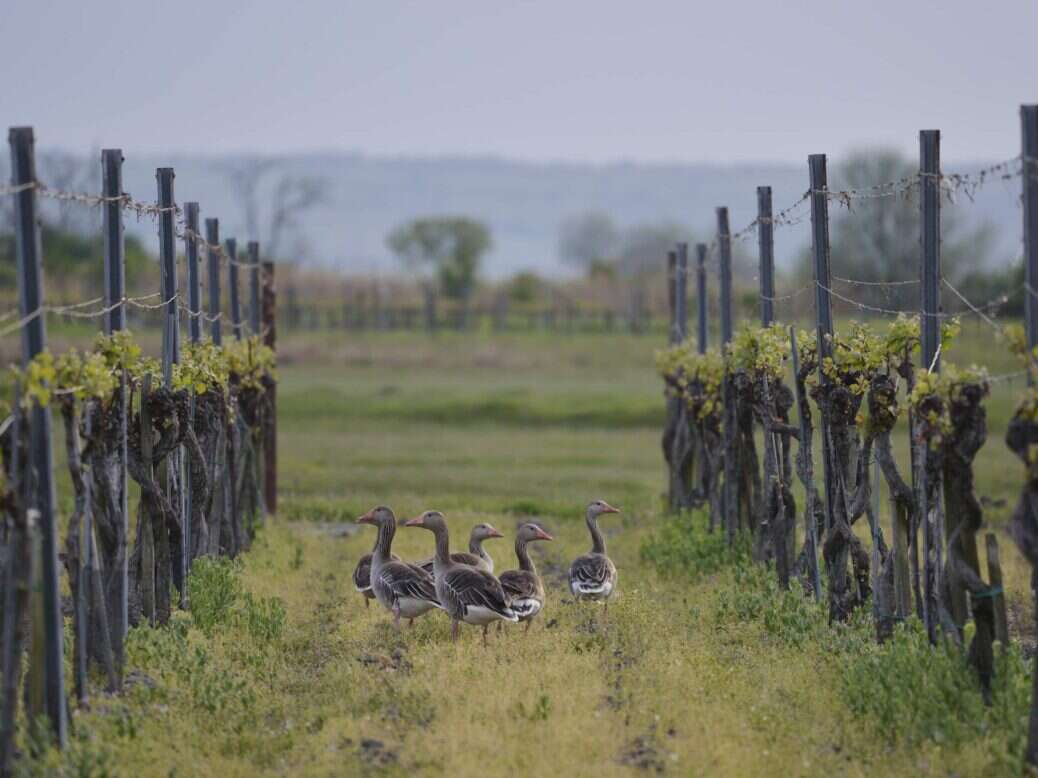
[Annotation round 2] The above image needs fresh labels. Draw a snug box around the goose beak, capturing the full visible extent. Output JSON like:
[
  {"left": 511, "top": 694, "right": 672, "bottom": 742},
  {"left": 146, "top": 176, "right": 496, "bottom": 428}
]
[
  {"left": 535, "top": 528, "right": 554, "bottom": 541},
  {"left": 356, "top": 510, "right": 376, "bottom": 525},
  {"left": 404, "top": 516, "right": 425, "bottom": 527},
  {"left": 602, "top": 503, "right": 621, "bottom": 514},
  {"left": 486, "top": 525, "right": 504, "bottom": 539}
]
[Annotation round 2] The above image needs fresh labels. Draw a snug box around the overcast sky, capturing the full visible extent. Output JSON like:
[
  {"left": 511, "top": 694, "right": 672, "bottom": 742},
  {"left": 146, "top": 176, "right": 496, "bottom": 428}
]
[{"left": 4, "top": 0, "right": 1037, "bottom": 164}]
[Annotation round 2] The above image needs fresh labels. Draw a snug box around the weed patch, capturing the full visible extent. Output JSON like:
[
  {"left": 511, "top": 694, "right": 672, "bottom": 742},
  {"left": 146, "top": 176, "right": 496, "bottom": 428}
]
[{"left": 641, "top": 510, "right": 750, "bottom": 581}]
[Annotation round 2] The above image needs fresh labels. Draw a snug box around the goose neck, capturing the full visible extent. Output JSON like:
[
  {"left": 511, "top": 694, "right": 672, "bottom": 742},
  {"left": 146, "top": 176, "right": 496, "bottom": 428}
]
[
  {"left": 515, "top": 538, "right": 536, "bottom": 574},
  {"left": 587, "top": 515, "right": 606, "bottom": 554}
]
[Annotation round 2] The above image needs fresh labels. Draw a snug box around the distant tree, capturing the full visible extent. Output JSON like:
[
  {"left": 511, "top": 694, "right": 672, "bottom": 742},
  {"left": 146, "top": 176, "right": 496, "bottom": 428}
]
[
  {"left": 387, "top": 217, "right": 491, "bottom": 301},
  {"left": 224, "top": 158, "right": 330, "bottom": 262},
  {"left": 794, "top": 148, "right": 997, "bottom": 309},
  {"left": 558, "top": 212, "right": 619, "bottom": 273},
  {"left": 507, "top": 271, "right": 545, "bottom": 304},
  {"left": 615, "top": 222, "right": 694, "bottom": 277}
]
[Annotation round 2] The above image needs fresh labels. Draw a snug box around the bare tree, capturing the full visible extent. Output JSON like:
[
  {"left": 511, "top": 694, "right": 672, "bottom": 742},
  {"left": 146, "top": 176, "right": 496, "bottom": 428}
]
[
  {"left": 558, "top": 211, "right": 619, "bottom": 273},
  {"left": 224, "top": 158, "right": 330, "bottom": 262}
]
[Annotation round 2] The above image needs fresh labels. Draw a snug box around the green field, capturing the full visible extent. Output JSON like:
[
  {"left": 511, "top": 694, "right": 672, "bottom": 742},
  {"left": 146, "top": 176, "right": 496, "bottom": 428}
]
[{"left": 29, "top": 326, "right": 1038, "bottom": 777}]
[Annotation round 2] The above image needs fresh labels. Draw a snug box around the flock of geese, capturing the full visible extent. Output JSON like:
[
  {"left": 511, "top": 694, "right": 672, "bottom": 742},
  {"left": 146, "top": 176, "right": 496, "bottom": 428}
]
[{"left": 351, "top": 500, "right": 622, "bottom": 645}]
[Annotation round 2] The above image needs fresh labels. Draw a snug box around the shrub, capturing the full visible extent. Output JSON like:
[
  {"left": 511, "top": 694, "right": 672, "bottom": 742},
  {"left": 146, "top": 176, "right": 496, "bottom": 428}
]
[
  {"left": 640, "top": 510, "right": 749, "bottom": 582},
  {"left": 708, "top": 557, "right": 1031, "bottom": 772},
  {"left": 841, "top": 622, "right": 1031, "bottom": 766},
  {"left": 188, "top": 557, "right": 242, "bottom": 635}
]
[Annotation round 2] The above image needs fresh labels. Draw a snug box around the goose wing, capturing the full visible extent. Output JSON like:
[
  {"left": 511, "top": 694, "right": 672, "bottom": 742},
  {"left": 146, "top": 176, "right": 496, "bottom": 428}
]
[
  {"left": 376, "top": 561, "right": 439, "bottom": 606},
  {"left": 352, "top": 553, "right": 373, "bottom": 592},
  {"left": 417, "top": 551, "right": 482, "bottom": 575},
  {"left": 569, "top": 553, "right": 616, "bottom": 595},
  {"left": 441, "top": 566, "right": 514, "bottom": 619},
  {"left": 499, "top": 569, "right": 538, "bottom": 600}
]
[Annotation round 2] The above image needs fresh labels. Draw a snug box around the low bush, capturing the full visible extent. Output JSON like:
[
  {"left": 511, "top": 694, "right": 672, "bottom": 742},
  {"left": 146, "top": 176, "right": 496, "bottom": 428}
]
[
  {"left": 707, "top": 556, "right": 1032, "bottom": 771},
  {"left": 188, "top": 557, "right": 242, "bottom": 635},
  {"left": 640, "top": 510, "right": 750, "bottom": 582}
]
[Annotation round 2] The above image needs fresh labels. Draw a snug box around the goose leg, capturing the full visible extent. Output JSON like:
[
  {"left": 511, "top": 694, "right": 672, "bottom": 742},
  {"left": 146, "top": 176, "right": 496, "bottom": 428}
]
[
  {"left": 365, "top": 598, "right": 370, "bottom": 609},
  {"left": 408, "top": 619, "right": 415, "bottom": 629},
  {"left": 451, "top": 620, "right": 460, "bottom": 643},
  {"left": 482, "top": 624, "right": 489, "bottom": 648},
  {"left": 393, "top": 605, "right": 402, "bottom": 630},
  {"left": 525, "top": 620, "right": 532, "bottom": 633}
]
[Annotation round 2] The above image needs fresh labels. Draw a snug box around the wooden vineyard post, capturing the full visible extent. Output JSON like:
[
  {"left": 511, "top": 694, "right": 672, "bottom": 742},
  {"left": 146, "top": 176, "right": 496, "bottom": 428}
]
[
  {"left": 101, "top": 147, "right": 129, "bottom": 673},
  {"left": 808, "top": 155, "right": 835, "bottom": 532},
  {"left": 184, "top": 202, "right": 201, "bottom": 585},
  {"left": 227, "top": 238, "right": 243, "bottom": 341},
  {"left": 985, "top": 533, "right": 1009, "bottom": 647},
  {"left": 1012, "top": 104, "right": 1038, "bottom": 769},
  {"left": 664, "top": 249, "right": 679, "bottom": 508},
  {"left": 675, "top": 243, "right": 689, "bottom": 342},
  {"left": 666, "top": 251, "right": 677, "bottom": 344},
  {"left": 185, "top": 203, "right": 203, "bottom": 344},
  {"left": 248, "top": 241, "right": 261, "bottom": 336},
  {"left": 262, "top": 260, "right": 278, "bottom": 515},
  {"left": 757, "top": 187, "right": 775, "bottom": 327},
  {"left": 918, "top": 129, "right": 943, "bottom": 643},
  {"left": 139, "top": 375, "right": 156, "bottom": 625},
  {"left": 718, "top": 207, "right": 737, "bottom": 545},
  {"left": 667, "top": 244, "right": 690, "bottom": 511},
  {"left": 157, "top": 169, "right": 187, "bottom": 610},
  {"left": 8, "top": 126, "right": 67, "bottom": 747},
  {"left": 1024, "top": 105, "right": 1038, "bottom": 365},
  {"left": 206, "top": 218, "right": 222, "bottom": 345},
  {"left": 696, "top": 243, "right": 708, "bottom": 354},
  {"left": 790, "top": 328, "right": 822, "bottom": 599}
]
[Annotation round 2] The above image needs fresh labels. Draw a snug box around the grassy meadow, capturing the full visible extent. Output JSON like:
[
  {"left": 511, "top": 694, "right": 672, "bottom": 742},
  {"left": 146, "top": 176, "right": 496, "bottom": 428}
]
[{"left": 24, "top": 323, "right": 1038, "bottom": 777}]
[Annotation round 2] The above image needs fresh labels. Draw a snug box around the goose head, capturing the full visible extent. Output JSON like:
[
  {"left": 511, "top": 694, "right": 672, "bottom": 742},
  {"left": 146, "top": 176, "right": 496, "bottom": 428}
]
[
  {"left": 404, "top": 510, "right": 448, "bottom": 534},
  {"left": 586, "top": 500, "right": 621, "bottom": 520},
  {"left": 356, "top": 505, "right": 396, "bottom": 529},
  {"left": 517, "top": 523, "right": 554, "bottom": 543},
  {"left": 471, "top": 523, "right": 505, "bottom": 542}
]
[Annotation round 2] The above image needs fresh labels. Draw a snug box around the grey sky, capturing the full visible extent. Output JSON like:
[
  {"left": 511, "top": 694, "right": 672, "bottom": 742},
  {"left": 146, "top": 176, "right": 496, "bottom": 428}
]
[{"left": 4, "top": 0, "right": 1037, "bottom": 163}]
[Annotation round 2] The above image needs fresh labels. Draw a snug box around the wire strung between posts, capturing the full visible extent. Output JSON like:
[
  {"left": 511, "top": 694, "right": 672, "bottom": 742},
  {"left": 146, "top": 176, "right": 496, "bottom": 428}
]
[
  {"left": 178, "top": 226, "right": 262, "bottom": 271},
  {"left": 177, "top": 301, "right": 223, "bottom": 323},
  {"left": 832, "top": 276, "right": 919, "bottom": 287},
  {"left": 0, "top": 293, "right": 178, "bottom": 338},
  {"left": 941, "top": 277, "right": 1007, "bottom": 334},
  {"left": 988, "top": 369, "right": 1030, "bottom": 385},
  {"left": 760, "top": 284, "right": 812, "bottom": 303}
]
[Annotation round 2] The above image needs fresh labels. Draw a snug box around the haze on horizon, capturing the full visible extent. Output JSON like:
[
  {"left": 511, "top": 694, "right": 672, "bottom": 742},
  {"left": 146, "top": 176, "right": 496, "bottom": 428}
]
[{"left": 4, "top": 0, "right": 1038, "bottom": 165}]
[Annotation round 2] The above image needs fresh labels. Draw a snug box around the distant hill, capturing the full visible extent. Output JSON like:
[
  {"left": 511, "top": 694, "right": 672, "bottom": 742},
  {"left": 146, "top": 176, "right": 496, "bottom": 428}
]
[{"left": 16, "top": 152, "right": 1026, "bottom": 278}]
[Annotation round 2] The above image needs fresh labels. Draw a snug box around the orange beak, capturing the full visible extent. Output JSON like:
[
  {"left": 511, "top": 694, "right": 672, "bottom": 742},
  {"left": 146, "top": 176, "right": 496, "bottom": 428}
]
[
  {"left": 356, "top": 510, "right": 376, "bottom": 525},
  {"left": 404, "top": 516, "right": 425, "bottom": 527},
  {"left": 535, "top": 527, "right": 554, "bottom": 541},
  {"left": 485, "top": 525, "right": 504, "bottom": 539}
]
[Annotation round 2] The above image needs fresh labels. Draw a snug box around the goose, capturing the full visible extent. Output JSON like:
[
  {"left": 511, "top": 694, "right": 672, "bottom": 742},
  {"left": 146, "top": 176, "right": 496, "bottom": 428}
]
[
  {"left": 498, "top": 523, "right": 554, "bottom": 631},
  {"left": 568, "top": 500, "right": 621, "bottom": 609},
  {"left": 404, "top": 510, "right": 517, "bottom": 645},
  {"left": 417, "top": 523, "right": 504, "bottom": 574},
  {"left": 352, "top": 550, "right": 400, "bottom": 608},
  {"left": 356, "top": 506, "right": 440, "bottom": 627}
]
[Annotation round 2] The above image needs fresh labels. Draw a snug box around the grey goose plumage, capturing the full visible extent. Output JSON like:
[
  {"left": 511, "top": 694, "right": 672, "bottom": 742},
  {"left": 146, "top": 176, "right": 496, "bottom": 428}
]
[
  {"left": 498, "top": 522, "right": 554, "bottom": 630},
  {"left": 568, "top": 500, "right": 621, "bottom": 604},
  {"left": 405, "top": 510, "right": 517, "bottom": 646},
  {"left": 356, "top": 506, "right": 440, "bottom": 627},
  {"left": 417, "top": 522, "right": 503, "bottom": 574}
]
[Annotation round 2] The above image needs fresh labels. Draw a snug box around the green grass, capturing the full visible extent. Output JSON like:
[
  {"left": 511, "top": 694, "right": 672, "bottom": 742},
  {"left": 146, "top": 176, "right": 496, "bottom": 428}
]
[{"left": 24, "top": 325, "right": 1038, "bottom": 777}]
